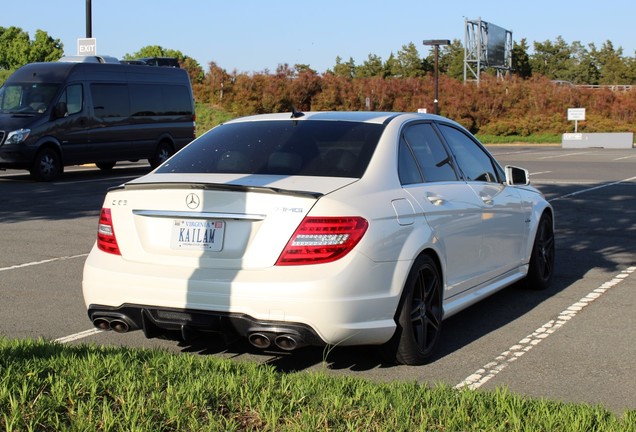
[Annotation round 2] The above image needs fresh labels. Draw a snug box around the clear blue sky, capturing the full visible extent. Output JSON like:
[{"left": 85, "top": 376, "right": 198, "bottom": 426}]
[{"left": 3, "top": 0, "right": 635, "bottom": 73}]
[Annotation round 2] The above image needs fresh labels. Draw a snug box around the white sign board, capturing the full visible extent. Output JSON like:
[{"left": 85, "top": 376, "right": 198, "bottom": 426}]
[
  {"left": 567, "top": 108, "right": 586, "bottom": 121},
  {"left": 77, "top": 38, "right": 97, "bottom": 56}
]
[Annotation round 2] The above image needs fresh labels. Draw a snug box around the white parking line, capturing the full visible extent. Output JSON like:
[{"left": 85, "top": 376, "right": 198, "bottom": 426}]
[
  {"left": 0, "top": 254, "right": 88, "bottom": 272},
  {"left": 614, "top": 154, "right": 636, "bottom": 161},
  {"left": 549, "top": 176, "right": 636, "bottom": 202},
  {"left": 456, "top": 266, "right": 636, "bottom": 390},
  {"left": 538, "top": 151, "right": 596, "bottom": 160},
  {"left": 54, "top": 328, "right": 102, "bottom": 343}
]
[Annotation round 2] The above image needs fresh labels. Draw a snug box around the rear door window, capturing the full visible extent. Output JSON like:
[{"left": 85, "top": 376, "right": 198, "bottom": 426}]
[{"left": 402, "top": 123, "right": 458, "bottom": 182}]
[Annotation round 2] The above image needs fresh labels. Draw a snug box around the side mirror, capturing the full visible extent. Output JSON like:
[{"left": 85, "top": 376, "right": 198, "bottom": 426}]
[
  {"left": 505, "top": 165, "right": 530, "bottom": 186},
  {"left": 53, "top": 102, "right": 68, "bottom": 119}
]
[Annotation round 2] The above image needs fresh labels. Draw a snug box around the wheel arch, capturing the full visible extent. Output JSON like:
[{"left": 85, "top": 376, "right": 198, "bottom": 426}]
[
  {"left": 524, "top": 203, "right": 554, "bottom": 262},
  {"left": 392, "top": 247, "right": 444, "bottom": 321},
  {"left": 33, "top": 136, "right": 64, "bottom": 161}
]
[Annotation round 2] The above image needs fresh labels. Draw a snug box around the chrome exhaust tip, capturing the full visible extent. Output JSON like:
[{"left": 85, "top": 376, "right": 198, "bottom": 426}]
[
  {"left": 93, "top": 318, "right": 111, "bottom": 330},
  {"left": 248, "top": 333, "right": 272, "bottom": 349},
  {"left": 274, "top": 334, "right": 299, "bottom": 351},
  {"left": 109, "top": 319, "right": 130, "bottom": 333}
]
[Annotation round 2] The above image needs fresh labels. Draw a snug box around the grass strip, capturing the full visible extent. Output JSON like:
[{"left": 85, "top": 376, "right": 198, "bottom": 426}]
[
  {"left": 1, "top": 337, "right": 634, "bottom": 431},
  {"left": 476, "top": 134, "right": 563, "bottom": 145}
]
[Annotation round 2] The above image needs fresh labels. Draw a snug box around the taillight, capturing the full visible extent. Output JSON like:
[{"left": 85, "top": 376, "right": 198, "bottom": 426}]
[
  {"left": 276, "top": 216, "right": 368, "bottom": 266},
  {"left": 97, "top": 208, "right": 121, "bottom": 255}
]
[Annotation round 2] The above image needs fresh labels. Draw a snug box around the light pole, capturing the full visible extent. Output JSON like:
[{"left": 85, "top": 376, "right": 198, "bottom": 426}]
[
  {"left": 86, "top": 0, "right": 92, "bottom": 37},
  {"left": 423, "top": 39, "right": 450, "bottom": 115}
]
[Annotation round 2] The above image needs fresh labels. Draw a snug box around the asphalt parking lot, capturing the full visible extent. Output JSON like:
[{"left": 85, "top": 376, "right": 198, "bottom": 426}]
[{"left": 1, "top": 146, "right": 635, "bottom": 415}]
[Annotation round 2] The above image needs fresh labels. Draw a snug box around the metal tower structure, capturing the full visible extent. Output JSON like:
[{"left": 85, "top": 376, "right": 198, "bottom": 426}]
[{"left": 464, "top": 18, "right": 513, "bottom": 84}]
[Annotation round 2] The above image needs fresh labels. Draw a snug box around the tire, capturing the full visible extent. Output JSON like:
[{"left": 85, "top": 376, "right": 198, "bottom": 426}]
[
  {"left": 96, "top": 161, "right": 116, "bottom": 170},
  {"left": 149, "top": 141, "right": 173, "bottom": 168},
  {"left": 525, "top": 212, "right": 555, "bottom": 290},
  {"left": 382, "top": 254, "right": 443, "bottom": 365},
  {"left": 30, "top": 148, "right": 62, "bottom": 181}
]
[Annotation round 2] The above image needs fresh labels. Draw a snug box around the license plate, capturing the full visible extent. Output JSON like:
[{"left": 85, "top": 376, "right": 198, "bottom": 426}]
[{"left": 170, "top": 219, "right": 225, "bottom": 251}]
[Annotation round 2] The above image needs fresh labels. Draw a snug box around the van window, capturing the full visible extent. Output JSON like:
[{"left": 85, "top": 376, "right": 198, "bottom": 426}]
[
  {"left": 129, "top": 84, "right": 193, "bottom": 116},
  {"left": 90, "top": 83, "right": 130, "bottom": 117},
  {"left": 59, "top": 84, "right": 83, "bottom": 115}
]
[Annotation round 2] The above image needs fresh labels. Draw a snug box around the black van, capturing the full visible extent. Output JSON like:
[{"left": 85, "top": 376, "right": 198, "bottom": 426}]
[{"left": 0, "top": 60, "right": 195, "bottom": 181}]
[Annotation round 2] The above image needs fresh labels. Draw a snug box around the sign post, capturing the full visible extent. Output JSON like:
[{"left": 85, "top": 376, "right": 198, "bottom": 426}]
[{"left": 567, "top": 108, "right": 586, "bottom": 133}]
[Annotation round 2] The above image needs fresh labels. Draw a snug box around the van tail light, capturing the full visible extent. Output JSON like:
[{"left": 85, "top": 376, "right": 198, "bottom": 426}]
[
  {"left": 97, "top": 208, "right": 121, "bottom": 255},
  {"left": 275, "top": 216, "right": 368, "bottom": 266},
  {"left": 192, "top": 113, "right": 197, "bottom": 138}
]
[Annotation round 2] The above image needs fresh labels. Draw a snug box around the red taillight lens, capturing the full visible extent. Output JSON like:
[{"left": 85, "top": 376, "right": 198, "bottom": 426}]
[
  {"left": 275, "top": 216, "right": 368, "bottom": 266},
  {"left": 97, "top": 208, "right": 121, "bottom": 255}
]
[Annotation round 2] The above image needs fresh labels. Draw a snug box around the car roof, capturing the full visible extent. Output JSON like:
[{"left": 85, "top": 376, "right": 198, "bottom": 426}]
[{"left": 224, "top": 111, "right": 455, "bottom": 126}]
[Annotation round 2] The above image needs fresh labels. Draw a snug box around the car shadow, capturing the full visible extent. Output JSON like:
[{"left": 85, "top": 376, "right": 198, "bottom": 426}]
[
  {"left": 175, "top": 180, "right": 636, "bottom": 372},
  {"left": 0, "top": 164, "right": 150, "bottom": 223}
]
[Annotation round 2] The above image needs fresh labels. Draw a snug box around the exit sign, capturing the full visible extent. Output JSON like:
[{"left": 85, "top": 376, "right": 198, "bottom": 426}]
[{"left": 77, "top": 38, "right": 97, "bottom": 56}]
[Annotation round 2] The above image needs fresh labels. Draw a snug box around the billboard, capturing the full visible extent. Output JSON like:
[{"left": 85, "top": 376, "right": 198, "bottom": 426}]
[{"left": 485, "top": 22, "right": 507, "bottom": 68}]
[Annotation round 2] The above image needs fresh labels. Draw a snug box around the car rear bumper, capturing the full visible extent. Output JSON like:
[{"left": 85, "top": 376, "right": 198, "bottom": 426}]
[
  {"left": 87, "top": 303, "right": 326, "bottom": 351},
  {"left": 82, "top": 245, "right": 410, "bottom": 347}
]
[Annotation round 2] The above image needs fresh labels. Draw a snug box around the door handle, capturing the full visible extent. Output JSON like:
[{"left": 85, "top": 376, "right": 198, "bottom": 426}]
[
  {"left": 480, "top": 194, "right": 493, "bottom": 205},
  {"left": 426, "top": 193, "right": 445, "bottom": 206}
]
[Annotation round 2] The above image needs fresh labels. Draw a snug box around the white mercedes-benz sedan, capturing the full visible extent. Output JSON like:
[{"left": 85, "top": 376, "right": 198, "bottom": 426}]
[{"left": 82, "top": 111, "right": 555, "bottom": 365}]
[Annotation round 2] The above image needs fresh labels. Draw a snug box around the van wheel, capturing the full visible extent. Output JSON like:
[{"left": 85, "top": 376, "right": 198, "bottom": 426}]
[
  {"left": 30, "top": 148, "right": 62, "bottom": 181},
  {"left": 149, "top": 142, "right": 173, "bottom": 168},
  {"left": 380, "top": 254, "right": 443, "bottom": 365},
  {"left": 96, "top": 162, "right": 116, "bottom": 170}
]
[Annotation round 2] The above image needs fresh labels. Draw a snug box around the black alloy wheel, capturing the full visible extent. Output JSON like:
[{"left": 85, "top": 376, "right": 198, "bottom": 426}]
[
  {"left": 526, "top": 212, "right": 555, "bottom": 290},
  {"left": 384, "top": 254, "right": 443, "bottom": 365}
]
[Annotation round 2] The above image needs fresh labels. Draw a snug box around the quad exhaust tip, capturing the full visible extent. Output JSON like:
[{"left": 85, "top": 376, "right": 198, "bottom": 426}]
[
  {"left": 248, "top": 332, "right": 304, "bottom": 351},
  {"left": 248, "top": 333, "right": 272, "bottom": 349},
  {"left": 274, "top": 335, "right": 299, "bottom": 351},
  {"left": 92, "top": 316, "right": 132, "bottom": 333}
]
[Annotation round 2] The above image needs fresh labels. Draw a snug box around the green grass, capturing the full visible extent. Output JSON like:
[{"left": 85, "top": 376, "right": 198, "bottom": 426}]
[
  {"left": 195, "top": 103, "right": 235, "bottom": 136},
  {"left": 476, "top": 133, "right": 563, "bottom": 145},
  {"left": 1, "top": 338, "right": 635, "bottom": 431}
]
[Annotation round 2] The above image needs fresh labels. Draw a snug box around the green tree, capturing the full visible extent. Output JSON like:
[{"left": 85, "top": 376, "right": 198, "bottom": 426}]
[
  {"left": 29, "top": 30, "right": 64, "bottom": 63},
  {"left": 393, "top": 42, "right": 425, "bottom": 77},
  {"left": 124, "top": 45, "right": 204, "bottom": 84},
  {"left": 331, "top": 56, "right": 356, "bottom": 79},
  {"left": 625, "top": 56, "right": 636, "bottom": 84},
  {"left": 0, "top": 26, "right": 62, "bottom": 70},
  {"left": 355, "top": 53, "right": 384, "bottom": 78},
  {"left": 438, "top": 39, "right": 463, "bottom": 80},
  {"left": 530, "top": 36, "right": 574, "bottom": 80},
  {"left": 569, "top": 41, "right": 599, "bottom": 84},
  {"left": 383, "top": 53, "right": 397, "bottom": 77},
  {"left": 511, "top": 38, "right": 532, "bottom": 78},
  {"left": 590, "top": 41, "right": 630, "bottom": 84}
]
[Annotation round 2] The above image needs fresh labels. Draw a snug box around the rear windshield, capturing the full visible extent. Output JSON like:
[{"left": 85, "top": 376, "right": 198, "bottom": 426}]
[{"left": 157, "top": 120, "right": 385, "bottom": 178}]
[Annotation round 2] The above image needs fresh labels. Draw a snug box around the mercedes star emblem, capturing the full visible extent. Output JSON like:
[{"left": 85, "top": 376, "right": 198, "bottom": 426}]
[{"left": 185, "top": 193, "right": 200, "bottom": 209}]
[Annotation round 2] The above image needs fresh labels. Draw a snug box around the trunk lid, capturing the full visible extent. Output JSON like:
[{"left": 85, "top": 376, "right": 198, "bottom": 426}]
[{"left": 106, "top": 173, "right": 357, "bottom": 269}]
